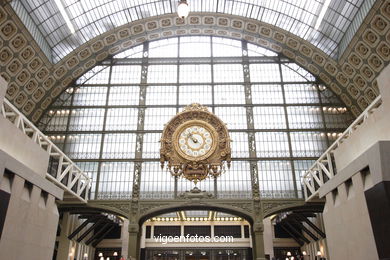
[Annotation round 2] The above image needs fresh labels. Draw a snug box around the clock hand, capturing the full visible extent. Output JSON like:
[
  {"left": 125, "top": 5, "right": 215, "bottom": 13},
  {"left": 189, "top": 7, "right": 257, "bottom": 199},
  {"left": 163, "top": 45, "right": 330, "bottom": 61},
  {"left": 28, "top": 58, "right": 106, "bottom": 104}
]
[{"left": 187, "top": 133, "right": 198, "bottom": 143}]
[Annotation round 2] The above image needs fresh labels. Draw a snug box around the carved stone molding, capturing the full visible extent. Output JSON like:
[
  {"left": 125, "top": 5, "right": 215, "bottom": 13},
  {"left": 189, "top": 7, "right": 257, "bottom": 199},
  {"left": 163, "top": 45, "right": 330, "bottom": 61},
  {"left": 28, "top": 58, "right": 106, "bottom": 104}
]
[
  {"left": 261, "top": 199, "right": 306, "bottom": 217},
  {"left": 62, "top": 198, "right": 311, "bottom": 224},
  {"left": 88, "top": 201, "right": 131, "bottom": 217}
]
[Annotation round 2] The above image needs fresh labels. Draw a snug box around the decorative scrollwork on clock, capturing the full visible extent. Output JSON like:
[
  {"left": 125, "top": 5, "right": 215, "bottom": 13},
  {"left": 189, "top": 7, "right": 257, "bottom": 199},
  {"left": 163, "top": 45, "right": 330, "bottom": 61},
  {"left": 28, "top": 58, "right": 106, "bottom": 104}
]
[{"left": 160, "top": 103, "right": 231, "bottom": 183}]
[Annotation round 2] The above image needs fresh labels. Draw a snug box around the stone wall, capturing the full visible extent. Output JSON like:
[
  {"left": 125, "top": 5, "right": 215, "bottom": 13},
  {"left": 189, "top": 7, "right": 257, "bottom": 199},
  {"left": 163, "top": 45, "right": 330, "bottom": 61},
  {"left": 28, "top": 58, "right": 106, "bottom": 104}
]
[
  {"left": 0, "top": 150, "right": 62, "bottom": 260},
  {"left": 319, "top": 64, "right": 390, "bottom": 260}
]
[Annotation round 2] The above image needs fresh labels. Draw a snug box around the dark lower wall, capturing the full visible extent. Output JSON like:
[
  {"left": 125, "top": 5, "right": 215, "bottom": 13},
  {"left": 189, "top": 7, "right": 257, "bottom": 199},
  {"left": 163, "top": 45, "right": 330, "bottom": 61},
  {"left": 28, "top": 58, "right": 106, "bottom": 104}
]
[
  {"left": 365, "top": 181, "right": 390, "bottom": 260},
  {"left": 321, "top": 141, "right": 390, "bottom": 260},
  {"left": 0, "top": 190, "right": 10, "bottom": 239}
]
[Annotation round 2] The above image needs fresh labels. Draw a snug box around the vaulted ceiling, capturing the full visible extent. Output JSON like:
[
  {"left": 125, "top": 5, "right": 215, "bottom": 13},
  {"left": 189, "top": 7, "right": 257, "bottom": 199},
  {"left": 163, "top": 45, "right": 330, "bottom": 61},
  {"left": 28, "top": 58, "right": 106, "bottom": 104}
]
[
  {"left": 12, "top": 0, "right": 371, "bottom": 63},
  {"left": 0, "top": 0, "right": 389, "bottom": 123}
]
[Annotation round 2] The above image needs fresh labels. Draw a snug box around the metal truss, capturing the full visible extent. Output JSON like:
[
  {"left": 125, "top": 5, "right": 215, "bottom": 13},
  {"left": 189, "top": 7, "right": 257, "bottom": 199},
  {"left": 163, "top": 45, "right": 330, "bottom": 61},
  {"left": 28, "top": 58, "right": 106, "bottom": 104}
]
[
  {"left": 303, "top": 95, "right": 383, "bottom": 201},
  {"left": 1, "top": 99, "right": 91, "bottom": 203}
]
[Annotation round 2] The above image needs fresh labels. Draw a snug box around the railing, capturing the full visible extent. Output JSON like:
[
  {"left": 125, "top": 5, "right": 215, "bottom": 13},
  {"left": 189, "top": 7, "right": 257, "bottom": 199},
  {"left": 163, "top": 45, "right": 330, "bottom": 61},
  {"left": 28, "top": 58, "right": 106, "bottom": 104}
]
[
  {"left": 303, "top": 95, "right": 383, "bottom": 201},
  {"left": 1, "top": 99, "right": 90, "bottom": 203}
]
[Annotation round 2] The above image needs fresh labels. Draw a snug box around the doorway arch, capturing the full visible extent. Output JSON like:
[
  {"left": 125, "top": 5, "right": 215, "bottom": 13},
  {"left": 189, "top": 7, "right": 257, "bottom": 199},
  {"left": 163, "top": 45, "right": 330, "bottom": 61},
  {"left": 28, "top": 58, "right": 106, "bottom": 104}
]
[
  {"left": 138, "top": 206, "right": 255, "bottom": 260},
  {"left": 139, "top": 203, "right": 254, "bottom": 226}
]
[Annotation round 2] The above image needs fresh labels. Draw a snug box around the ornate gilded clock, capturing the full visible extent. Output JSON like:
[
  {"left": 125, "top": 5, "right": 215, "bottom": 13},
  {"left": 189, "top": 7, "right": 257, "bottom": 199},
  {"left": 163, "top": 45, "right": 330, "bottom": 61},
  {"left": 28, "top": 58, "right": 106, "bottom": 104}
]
[{"left": 160, "top": 103, "right": 231, "bottom": 183}]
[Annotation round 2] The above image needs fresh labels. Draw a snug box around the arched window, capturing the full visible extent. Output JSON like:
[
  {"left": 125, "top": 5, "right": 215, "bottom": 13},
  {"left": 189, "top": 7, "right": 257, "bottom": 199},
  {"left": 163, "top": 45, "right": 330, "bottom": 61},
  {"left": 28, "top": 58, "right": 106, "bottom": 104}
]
[{"left": 40, "top": 36, "right": 353, "bottom": 200}]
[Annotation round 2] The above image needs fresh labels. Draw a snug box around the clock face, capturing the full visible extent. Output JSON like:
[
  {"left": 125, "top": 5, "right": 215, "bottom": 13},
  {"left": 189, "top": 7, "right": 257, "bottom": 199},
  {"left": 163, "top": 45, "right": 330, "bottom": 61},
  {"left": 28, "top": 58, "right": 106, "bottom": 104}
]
[{"left": 177, "top": 124, "right": 215, "bottom": 159}]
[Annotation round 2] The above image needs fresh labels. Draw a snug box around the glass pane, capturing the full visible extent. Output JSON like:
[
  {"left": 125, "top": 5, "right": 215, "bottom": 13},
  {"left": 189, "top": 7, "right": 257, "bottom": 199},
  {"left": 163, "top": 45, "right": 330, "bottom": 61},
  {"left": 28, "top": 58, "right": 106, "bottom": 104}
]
[
  {"left": 111, "top": 65, "right": 141, "bottom": 84},
  {"left": 44, "top": 111, "right": 69, "bottom": 131},
  {"left": 324, "top": 107, "right": 353, "bottom": 128},
  {"left": 230, "top": 132, "right": 249, "bottom": 158},
  {"left": 114, "top": 45, "right": 143, "bottom": 58},
  {"left": 217, "top": 161, "right": 252, "bottom": 199},
  {"left": 106, "top": 108, "right": 138, "bottom": 131},
  {"left": 251, "top": 84, "right": 283, "bottom": 104},
  {"left": 148, "top": 65, "right": 177, "bottom": 83},
  {"left": 108, "top": 86, "right": 139, "bottom": 106},
  {"left": 102, "top": 133, "right": 136, "bottom": 159},
  {"left": 78, "top": 66, "right": 110, "bottom": 84},
  {"left": 72, "top": 86, "right": 107, "bottom": 106},
  {"left": 180, "top": 36, "right": 210, "bottom": 57},
  {"left": 48, "top": 135, "right": 65, "bottom": 151},
  {"left": 215, "top": 107, "right": 247, "bottom": 129},
  {"left": 146, "top": 85, "right": 176, "bottom": 105},
  {"left": 253, "top": 107, "right": 286, "bottom": 129},
  {"left": 144, "top": 108, "right": 177, "bottom": 130},
  {"left": 64, "top": 134, "right": 102, "bottom": 159},
  {"left": 248, "top": 43, "right": 277, "bottom": 56},
  {"left": 179, "top": 85, "right": 212, "bottom": 105},
  {"left": 213, "top": 64, "right": 244, "bottom": 83},
  {"left": 141, "top": 162, "right": 174, "bottom": 199},
  {"left": 258, "top": 160, "right": 295, "bottom": 199},
  {"left": 290, "top": 132, "right": 327, "bottom": 157},
  {"left": 98, "top": 162, "right": 133, "bottom": 200},
  {"left": 214, "top": 85, "right": 245, "bottom": 104},
  {"left": 250, "top": 64, "right": 281, "bottom": 82},
  {"left": 143, "top": 133, "right": 161, "bottom": 159},
  {"left": 282, "top": 63, "right": 315, "bottom": 82},
  {"left": 256, "top": 132, "right": 290, "bottom": 157},
  {"left": 68, "top": 109, "right": 105, "bottom": 131},
  {"left": 284, "top": 84, "right": 320, "bottom": 104},
  {"left": 179, "top": 64, "right": 211, "bottom": 83},
  {"left": 149, "top": 38, "right": 178, "bottom": 58},
  {"left": 212, "top": 37, "right": 242, "bottom": 57},
  {"left": 287, "top": 106, "right": 324, "bottom": 129}
]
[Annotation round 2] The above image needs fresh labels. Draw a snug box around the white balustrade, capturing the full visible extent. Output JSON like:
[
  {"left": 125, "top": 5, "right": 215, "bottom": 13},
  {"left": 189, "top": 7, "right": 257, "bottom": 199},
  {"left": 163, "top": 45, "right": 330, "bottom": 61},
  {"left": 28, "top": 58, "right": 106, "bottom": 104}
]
[{"left": 303, "top": 95, "right": 382, "bottom": 201}]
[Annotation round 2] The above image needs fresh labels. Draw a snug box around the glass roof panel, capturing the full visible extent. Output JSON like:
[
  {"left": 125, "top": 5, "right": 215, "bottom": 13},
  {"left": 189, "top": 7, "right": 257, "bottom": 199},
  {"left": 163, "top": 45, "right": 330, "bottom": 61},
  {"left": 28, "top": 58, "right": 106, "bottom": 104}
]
[
  {"left": 216, "top": 212, "right": 238, "bottom": 218},
  {"left": 157, "top": 212, "right": 178, "bottom": 218},
  {"left": 13, "top": 0, "right": 368, "bottom": 63},
  {"left": 184, "top": 210, "right": 209, "bottom": 218}
]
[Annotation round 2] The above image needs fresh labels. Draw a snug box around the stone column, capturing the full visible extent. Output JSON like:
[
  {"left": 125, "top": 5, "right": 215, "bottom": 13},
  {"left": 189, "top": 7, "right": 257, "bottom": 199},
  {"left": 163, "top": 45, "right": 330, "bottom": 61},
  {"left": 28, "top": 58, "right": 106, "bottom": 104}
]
[
  {"left": 128, "top": 223, "right": 140, "bottom": 260},
  {"left": 56, "top": 213, "right": 73, "bottom": 260},
  {"left": 0, "top": 76, "right": 6, "bottom": 106},
  {"left": 121, "top": 219, "right": 129, "bottom": 258},
  {"left": 252, "top": 222, "right": 266, "bottom": 260},
  {"left": 263, "top": 217, "right": 274, "bottom": 258}
]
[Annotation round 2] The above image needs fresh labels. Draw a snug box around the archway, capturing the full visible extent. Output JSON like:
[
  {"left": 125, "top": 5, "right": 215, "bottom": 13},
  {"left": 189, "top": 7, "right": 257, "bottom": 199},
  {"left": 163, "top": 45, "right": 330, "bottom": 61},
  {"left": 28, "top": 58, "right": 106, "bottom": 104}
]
[
  {"left": 138, "top": 206, "right": 255, "bottom": 260},
  {"left": 139, "top": 204, "right": 254, "bottom": 226}
]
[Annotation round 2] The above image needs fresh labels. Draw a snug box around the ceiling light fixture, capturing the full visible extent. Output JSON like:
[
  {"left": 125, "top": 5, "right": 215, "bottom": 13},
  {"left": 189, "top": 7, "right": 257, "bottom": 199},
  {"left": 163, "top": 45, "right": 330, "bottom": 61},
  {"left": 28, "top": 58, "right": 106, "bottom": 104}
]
[
  {"left": 314, "top": 0, "right": 332, "bottom": 30},
  {"left": 177, "top": 0, "right": 190, "bottom": 19},
  {"left": 54, "top": 0, "right": 76, "bottom": 33}
]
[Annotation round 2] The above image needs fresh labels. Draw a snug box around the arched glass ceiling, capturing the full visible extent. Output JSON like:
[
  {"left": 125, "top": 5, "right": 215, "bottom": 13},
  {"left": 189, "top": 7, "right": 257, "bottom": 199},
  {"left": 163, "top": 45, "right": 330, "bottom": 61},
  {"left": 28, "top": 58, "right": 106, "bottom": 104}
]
[{"left": 12, "top": 0, "right": 367, "bottom": 63}]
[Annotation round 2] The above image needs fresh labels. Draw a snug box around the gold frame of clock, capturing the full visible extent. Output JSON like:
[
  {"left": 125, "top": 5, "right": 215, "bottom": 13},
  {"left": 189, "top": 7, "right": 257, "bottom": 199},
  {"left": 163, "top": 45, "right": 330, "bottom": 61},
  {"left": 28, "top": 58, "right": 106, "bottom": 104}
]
[{"left": 160, "top": 103, "right": 231, "bottom": 183}]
